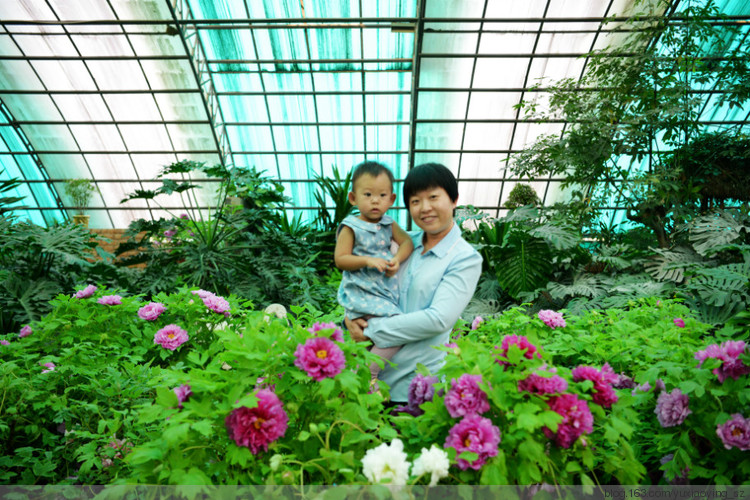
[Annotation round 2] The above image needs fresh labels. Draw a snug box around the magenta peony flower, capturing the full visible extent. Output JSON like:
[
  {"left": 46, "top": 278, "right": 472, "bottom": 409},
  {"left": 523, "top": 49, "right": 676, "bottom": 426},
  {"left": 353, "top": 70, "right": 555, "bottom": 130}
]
[
  {"left": 74, "top": 284, "right": 97, "bottom": 299},
  {"left": 445, "top": 415, "right": 501, "bottom": 470},
  {"left": 572, "top": 364, "right": 619, "bottom": 408},
  {"left": 293, "top": 337, "right": 345, "bottom": 381},
  {"left": 18, "top": 325, "right": 32, "bottom": 338},
  {"left": 154, "top": 324, "right": 189, "bottom": 351},
  {"left": 538, "top": 309, "right": 566, "bottom": 329},
  {"left": 203, "top": 294, "right": 230, "bottom": 314},
  {"left": 179, "top": 213, "right": 189, "bottom": 220},
  {"left": 519, "top": 368, "right": 568, "bottom": 395},
  {"left": 98, "top": 295, "right": 122, "bottom": 306},
  {"left": 673, "top": 318, "right": 686, "bottom": 328},
  {"left": 445, "top": 374, "right": 490, "bottom": 418},
  {"left": 163, "top": 229, "right": 176, "bottom": 240},
  {"left": 409, "top": 374, "right": 439, "bottom": 408},
  {"left": 497, "top": 334, "right": 541, "bottom": 366},
  {"left": 138, "top": 302, "right": 166, "bottom": 321},
  {"left": 41, "top": 362, "right": 55, "bottom": 373},
  {"left": 225, "top": 389, "right": 288, "bottom": 455},
  {"left": 655, "top": 388, "right": 691, "bottom": 427},
  {"left": 307, "top": 321, "right": 344, "bottom": 342},
  {"left": 695, "top": 340, "right": 750, "bottom": 383},
  {"left": 174, "top": 384, "right": 192, "bottom": 408},
  {"left": 716, "top": 414, "right": 750, "bottom": 451},
  {"left": 191, "top": 289, "right": 214, "bottom": 299},
  {"left": 0, "top": 340, "right": 9, "bottom": 346},
  {"left": 471, "top": 316, "right": 483, "bottom": 330},
  {"left": 543, "top": 393, "right": 594, "bottom": 448}
]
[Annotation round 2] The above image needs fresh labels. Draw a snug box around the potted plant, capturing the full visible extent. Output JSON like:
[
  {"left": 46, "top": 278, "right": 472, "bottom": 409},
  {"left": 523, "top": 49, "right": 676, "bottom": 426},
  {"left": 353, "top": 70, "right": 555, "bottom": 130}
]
[{"left": 64, "top": 179, "right": 97, "bottom": 227}]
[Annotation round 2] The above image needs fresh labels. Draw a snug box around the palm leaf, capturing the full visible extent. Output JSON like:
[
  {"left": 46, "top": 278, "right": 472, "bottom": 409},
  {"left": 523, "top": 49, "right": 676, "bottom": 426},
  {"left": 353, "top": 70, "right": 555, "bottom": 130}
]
[
  {"left": 546, "top": 273, "right": 613, "bottom": 300},
  {"left": 689, "top": 210, "right": 747, "bottom": 256},
  {"left": 644, "top": 246, "right": 703, "bottom": 283},
  {"left": 528, "top": 221, "right": 580, "bottom": 251},
  {"left": 496, "top": 234, "right": 553, "bottom": 299}
]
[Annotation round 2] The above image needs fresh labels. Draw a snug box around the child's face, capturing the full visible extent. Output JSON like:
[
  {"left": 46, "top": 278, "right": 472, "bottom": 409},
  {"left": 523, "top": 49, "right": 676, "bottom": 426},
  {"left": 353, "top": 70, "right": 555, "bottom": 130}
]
[{"left": 348, "top": 173, "right": 396, "bottom": 223}]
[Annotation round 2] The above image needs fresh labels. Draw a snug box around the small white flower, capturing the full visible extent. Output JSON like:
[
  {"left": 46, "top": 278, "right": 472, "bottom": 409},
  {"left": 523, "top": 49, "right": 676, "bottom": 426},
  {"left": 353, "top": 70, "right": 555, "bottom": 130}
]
[
  {"left": 411, "top": 444, "right": 450, "bottom": 486},
  {"left": 361, "top": 438, "right": 411, "bottom": 486},
  {"left": 263, "top": 303, "right": 288, "bottom": 322}
]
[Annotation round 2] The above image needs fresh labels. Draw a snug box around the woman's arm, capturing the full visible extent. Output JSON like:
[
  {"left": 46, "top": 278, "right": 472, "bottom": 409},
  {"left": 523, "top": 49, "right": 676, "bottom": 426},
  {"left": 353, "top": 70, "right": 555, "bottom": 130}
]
[
  {"left": 366, "top": 250, "right": 482, "bottom": 348},
  {"left": 334, "top": 225, "right": 388, "bottom": 272}
]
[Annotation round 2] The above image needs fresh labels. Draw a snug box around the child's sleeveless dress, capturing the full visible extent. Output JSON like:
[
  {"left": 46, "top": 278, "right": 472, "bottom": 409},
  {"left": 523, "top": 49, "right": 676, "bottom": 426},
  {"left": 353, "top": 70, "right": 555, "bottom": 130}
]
[{"left": 337, "top": 214, "right": 401, "bottom": 319}]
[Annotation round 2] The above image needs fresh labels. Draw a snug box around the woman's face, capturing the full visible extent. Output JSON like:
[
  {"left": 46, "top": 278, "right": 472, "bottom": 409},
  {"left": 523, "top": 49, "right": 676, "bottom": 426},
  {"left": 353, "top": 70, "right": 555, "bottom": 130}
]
[{"left": 408, "top": 186, "right": 457, "bottom": 239}]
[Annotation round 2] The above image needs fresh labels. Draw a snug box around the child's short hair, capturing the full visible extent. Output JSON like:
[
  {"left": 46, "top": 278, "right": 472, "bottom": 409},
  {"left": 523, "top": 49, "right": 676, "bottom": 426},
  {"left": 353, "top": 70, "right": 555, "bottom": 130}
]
[
  {"left": 351, "top": 161, "right": 395, "bottom": 191},
  {"left": 403, "top": 162, "right": 459, "bottom": 202}
]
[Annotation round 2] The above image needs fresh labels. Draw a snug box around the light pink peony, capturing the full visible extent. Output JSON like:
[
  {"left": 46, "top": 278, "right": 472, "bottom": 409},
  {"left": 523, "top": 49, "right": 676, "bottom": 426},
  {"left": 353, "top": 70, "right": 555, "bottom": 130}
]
[
  {"left": 444, "top": 374, "right": 490, "bottom": 418},
  {"left": 471, "top": 316, "right": 484, "bottom": 330},
  {"left": 543, "top": 393, "right": 594, "bottom": 448},
  {"left": 695, "top": 340, "right": 750, "bottom": 383},
  {"left": 225, "top": 389, "right": 288, "bottom": 454},
  {"left": 98, "top": 295, "right": 122, "bottom": 306},
  {"left": 191, "top": 289, "right": 215, "bottom": 299},
  {"left": 538, "top": 309, "right": 566, "bottom": 329},
  {"left": 307, "top": 322, "right": 344, "bottom": 342},
  {"left": 444, "top": 415, "right": 501, "bottom": 470},
  {"left": 41, "top": 362, "right": 56, "bottom": 374},
  {"left": 293, "top": 337, "right": 346, "bottom": 381},
  {"left": 18, "top": 325, "right": 32, "bottom": 338},
  {"left": 154, "top": 324, "right": 189, "bottom": 350},
  {"left": 716, "top": 414, "right": 750, "bottom": 451},
  {"left": 202, "top": 294, "right": 230, "bottom": 314},
  {"left": 0, "top": 340, "right": 9, "bottom": 346},
  {"left": 655, "top": 388, "right": 691, "bottom": 427},
  {"left": 174, "top": 384, "right": 192, "bottom": 408},
  {"left": 138, "top": 302, "right": 166, "bottom": 321},
  {"left": 74, "top": 284, "right": 97, "bottom": 299}
]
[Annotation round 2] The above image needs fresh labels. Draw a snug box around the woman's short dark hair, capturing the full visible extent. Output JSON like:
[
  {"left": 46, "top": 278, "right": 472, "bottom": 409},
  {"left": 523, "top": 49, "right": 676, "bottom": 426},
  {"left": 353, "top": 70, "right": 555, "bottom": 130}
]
[
  {"left": 403, "top": 163, "right": 459, "bottom": 202},
  {"left": 351, "top": 161, "right": 395, "bottom": 190}
]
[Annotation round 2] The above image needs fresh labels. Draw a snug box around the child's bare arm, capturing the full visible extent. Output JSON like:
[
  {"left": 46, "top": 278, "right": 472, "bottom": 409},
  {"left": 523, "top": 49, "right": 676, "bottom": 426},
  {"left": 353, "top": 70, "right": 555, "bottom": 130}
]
[
  {"left": 334, "top": 226, "right": 389, "bottom": 272},
  {"left": 385, "top": 223, "right": 414, "bottom": 277}
]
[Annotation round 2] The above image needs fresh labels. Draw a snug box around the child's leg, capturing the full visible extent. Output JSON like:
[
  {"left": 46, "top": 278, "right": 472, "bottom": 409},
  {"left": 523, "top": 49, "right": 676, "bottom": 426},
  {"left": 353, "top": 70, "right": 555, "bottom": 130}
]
[{"left": 369, "top": 345, "right": 401, "bottom": 380}]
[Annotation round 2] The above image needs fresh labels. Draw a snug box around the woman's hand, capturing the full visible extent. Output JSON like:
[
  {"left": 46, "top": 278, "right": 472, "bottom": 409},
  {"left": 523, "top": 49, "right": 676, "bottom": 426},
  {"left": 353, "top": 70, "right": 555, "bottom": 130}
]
[{"left": 345, "top": 316, "right": 370, "bottom": 342}]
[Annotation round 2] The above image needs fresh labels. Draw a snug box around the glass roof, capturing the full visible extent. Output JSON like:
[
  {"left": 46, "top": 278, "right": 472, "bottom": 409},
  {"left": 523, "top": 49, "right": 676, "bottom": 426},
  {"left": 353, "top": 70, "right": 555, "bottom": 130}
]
[{"left": 1, "top": 0, "right": 748, "bottom": 229}]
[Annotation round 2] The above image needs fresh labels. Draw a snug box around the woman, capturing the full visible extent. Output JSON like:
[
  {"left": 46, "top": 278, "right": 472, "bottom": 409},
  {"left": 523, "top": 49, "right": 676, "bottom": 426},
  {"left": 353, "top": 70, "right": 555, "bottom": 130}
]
[{"left": 347, "top": 162, "right": 482, "bottom": 403}]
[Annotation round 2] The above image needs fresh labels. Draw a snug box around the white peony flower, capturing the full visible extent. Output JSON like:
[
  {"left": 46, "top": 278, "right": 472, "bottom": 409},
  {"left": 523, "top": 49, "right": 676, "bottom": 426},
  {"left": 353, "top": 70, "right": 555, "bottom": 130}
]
[
  {"left": 411, "top": 445, "right": 450, "bottom": 486},
  {"left": 361, "top": 438, "right": 411, "bottom": 486},
  {"left": 263, "top": 303, "right": 288, "bottom": 322}
]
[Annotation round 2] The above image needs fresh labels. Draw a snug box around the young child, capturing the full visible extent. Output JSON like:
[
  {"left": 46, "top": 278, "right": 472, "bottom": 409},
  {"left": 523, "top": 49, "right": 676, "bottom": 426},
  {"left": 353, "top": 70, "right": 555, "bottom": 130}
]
[{"left": 334, "top": 161, "right": 414, "bottom": 389}]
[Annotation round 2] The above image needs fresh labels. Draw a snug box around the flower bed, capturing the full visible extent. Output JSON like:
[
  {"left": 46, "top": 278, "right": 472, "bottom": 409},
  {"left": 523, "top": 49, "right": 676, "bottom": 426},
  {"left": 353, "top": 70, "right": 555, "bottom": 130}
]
[{"left": 1, "top": 293, "right": 748, "bottom": 485}]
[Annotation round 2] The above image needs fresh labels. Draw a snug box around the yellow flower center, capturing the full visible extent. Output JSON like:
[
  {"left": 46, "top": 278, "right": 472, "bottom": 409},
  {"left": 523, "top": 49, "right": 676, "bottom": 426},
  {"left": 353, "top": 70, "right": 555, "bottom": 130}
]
[
  {"left": 167, "top": 333, "right": 175, "bottom": 339},
  {"left": 464, "top": 437, "right": 472, "bottom": 447},
  {"left": 254, "top": 418, "right": 265, "bottom": 429},
  {"left": 732, "top": 427, "right": 742, "bottom": 437},
  {"left": 316, "top": 349, "right": 328, "bottom": 359}
]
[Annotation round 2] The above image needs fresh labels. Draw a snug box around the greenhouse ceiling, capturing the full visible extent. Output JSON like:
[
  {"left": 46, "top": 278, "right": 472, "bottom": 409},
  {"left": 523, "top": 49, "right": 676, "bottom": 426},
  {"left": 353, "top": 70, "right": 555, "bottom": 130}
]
[{"left": 1, "top": 0, "right": 749, "bottom": 229}]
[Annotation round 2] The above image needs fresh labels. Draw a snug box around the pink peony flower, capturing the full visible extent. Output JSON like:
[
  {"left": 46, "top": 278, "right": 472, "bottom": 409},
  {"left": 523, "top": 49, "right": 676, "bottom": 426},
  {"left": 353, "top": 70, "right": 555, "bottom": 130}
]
[
  {"left": 154, "top": 324, "right": 189, "bottom": 351},
  {"left": 293, "top": 337, "right": 346, "bottom": 381},
  {"left": 673, "top": 317, "right": 686, "bottom": 328},
  {"left": 695, "top": 340, "right": 750, "bottom": 383},
  {"left": 163, "top": 229, "right": 176, "bottom": 240},
  {"left": 471, "top": 316, "right": 483, "bottom": 330},
  {"left": 538, "top": 309, "right": 566, "bottom": 329},
  {"left": 203, "top": 294, "right": 230, "bottom": 314},
  {"left": 74, "top": 284, "right": 97, "bottom": 299},
  {"left": 444, "top": 374, "right": 490, "bottom": 418},
  {"left": 41, "top": 362, "right": 56, "bottom": 373},
  {"left": 98, "top": 295, "right": 122, "bottom": 306},
  {"left": 497, "top": 334, "right": 541, "bottom": 366},
  {"left": 519, "top": 366, "right": 568, "bottom": 395},
  {"left": 543, "top": 393, "right": 594, "bottom": 448},
  {"left": 444, "top": 415, "right": 501, "bottom": 470},
  {"left": 225, "top": 389, "right": 288, "bottom": 454},
  {"left": 179, "top": 213, "right": 189, "bottom": 220},
  {"left": 655, "top": 388, "right": 691, "bottom": 427},
  {"left": 307, "top": 322, "right": 344, "bottom": 342},
  {"left": 716, "top": 414, "right": 750, "bottom": 451},
  {"left": 18, "top": 325, "right": 32, "bottom": 338},
  {"left": 138, "top": 302, "right": 166, "bottom": 321},
  {"left": 0, "top": 340, "right": 9, "bottom": 346},
  {"left": 174, "top": 384, "right": 192, "bottom": 408},
  {"left": 572, "top": 364, "right": 619, "bottom": 408}
]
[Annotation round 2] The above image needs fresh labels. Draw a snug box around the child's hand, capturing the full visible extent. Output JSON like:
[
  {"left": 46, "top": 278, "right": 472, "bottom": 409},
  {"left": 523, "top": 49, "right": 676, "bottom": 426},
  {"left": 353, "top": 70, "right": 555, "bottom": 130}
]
[
  {"left": 366, "top": 257, "right": 389, "bottom": 273},
  {"left": 385, "top": 258, "right": 400, "bottom": 277}
]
